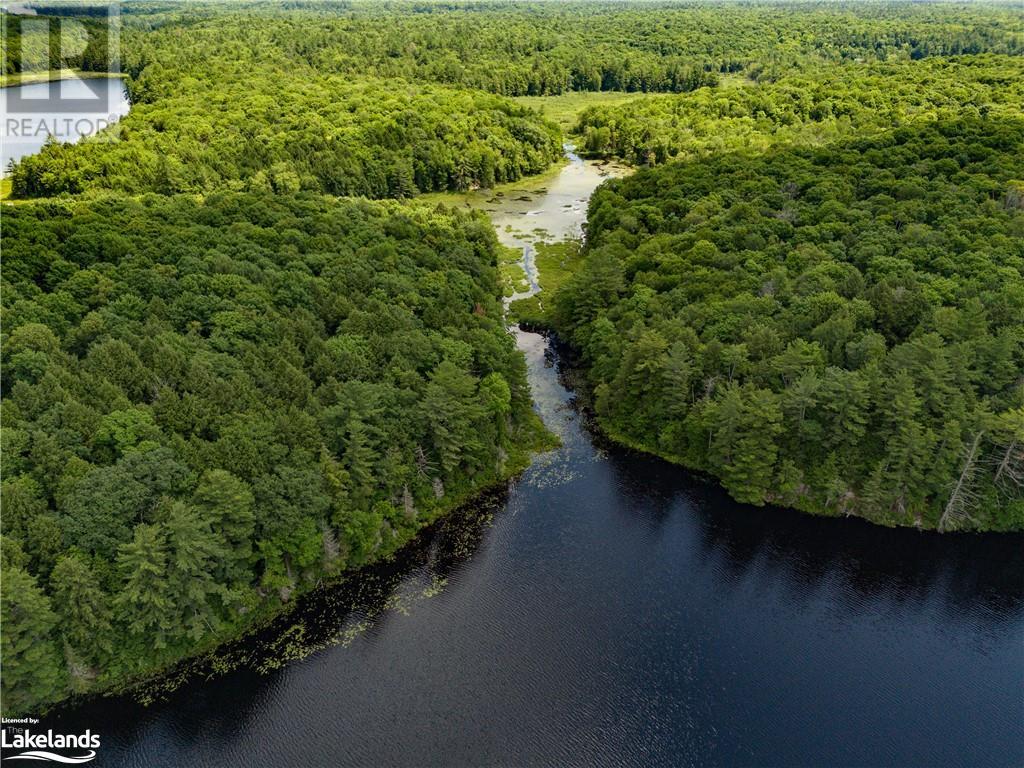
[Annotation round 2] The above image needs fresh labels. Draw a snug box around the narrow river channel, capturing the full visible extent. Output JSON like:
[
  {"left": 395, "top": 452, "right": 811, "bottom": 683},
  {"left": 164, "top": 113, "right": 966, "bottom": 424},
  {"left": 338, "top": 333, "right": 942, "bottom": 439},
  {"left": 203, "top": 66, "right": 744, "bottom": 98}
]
[{"left": 42, "top": 149, "right": 1024, "bottom": 768}]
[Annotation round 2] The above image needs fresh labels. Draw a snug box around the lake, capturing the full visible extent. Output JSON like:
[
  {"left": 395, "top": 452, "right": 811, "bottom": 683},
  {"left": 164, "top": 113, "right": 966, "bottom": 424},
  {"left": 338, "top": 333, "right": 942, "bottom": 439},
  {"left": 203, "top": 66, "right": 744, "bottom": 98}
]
[
  {"left": 1, "top": 76, "right": 130, "bottom": 174},
  {"left": 43, "top": 149, "right": 1024, "bottom": 767}
]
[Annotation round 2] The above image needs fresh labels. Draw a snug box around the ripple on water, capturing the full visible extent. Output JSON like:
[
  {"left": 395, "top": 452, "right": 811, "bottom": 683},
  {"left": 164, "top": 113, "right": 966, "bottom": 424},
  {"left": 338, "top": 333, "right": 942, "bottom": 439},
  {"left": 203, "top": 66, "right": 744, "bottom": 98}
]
[{"left": 42, "top": 147, "right": 1024, "bottom": 768}]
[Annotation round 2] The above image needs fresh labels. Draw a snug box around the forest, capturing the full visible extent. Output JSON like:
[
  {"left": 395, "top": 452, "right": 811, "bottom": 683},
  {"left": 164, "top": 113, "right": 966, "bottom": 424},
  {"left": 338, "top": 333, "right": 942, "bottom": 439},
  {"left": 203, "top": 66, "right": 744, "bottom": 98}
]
[
  {"left": 113, "top": 1, "right": 1024, "bottom": 96},
  {"left": 554, "top": 117, "right": 1024, "bottom": 530},
  {"left": 2, "top": 0, "right": 1023, "bottom": 716},
  {"left": 574, "top": 56, "right": 1024, "bottom": 164},
  {"left": 10, "top": 78, "right": 562, "bottom": 198},
  {"left": 2, "top": 192, "right": 549, "bottom": 712},
  {"left": 6, "top": 1, "right": 1024, "bottom": 199}
]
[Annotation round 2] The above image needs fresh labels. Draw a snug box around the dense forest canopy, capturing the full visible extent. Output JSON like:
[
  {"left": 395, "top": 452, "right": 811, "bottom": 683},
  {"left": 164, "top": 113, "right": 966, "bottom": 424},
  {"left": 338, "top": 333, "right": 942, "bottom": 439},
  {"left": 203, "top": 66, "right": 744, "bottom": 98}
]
[
  {"left": 6, "top": 1, "right": 1024, "bottom": 198},
  {"left": 116, "top": 2, "right": 1024, "bottom": 96},
  {"left": 1, "top": 0, "right": 1023, "bottom": 717},
  {"left": 554, "top": 118, "right": 1024, "bottom": 530},
  {"left": 1, "top": 192, "right": 548, "bottom": 712},
  {"left": 574, "top": 56, "right": 1024, "bottom": 164},
  {"left": 10, "top": 77, "right": 561, "bottom": 197}
]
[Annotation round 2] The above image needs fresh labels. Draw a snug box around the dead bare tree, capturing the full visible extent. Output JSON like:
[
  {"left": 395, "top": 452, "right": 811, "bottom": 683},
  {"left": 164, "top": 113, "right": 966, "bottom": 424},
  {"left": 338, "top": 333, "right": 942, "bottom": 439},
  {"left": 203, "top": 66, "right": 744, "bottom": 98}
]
[
  {"left": 939, "top": 431, "right": 983, "bottom": 532},
  {"left": 415, "top": 444, "right": 435, "bottom": 480},
  {"left": 321, "top": 520, "right": 340, "bottom": 563},
  {"left": 993, "top": 438, "right": 1023, "bottom": 491},
  {"left": 402, "top": 484, "right": 416, "bottom": 520}
]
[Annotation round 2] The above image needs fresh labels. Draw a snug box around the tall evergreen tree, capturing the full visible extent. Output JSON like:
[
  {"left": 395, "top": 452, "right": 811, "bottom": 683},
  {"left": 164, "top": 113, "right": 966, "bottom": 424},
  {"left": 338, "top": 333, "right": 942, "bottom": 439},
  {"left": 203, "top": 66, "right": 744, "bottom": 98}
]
[
  {"left": 192, "top": 470, "right": 256, "bottom": 584},
  {"left": 163, "top": 503, "right": 229, "bottom": 642},
  {"left": 49, "top": 553, "right": 114, "bottom": 666},
  {"left": 1, "top": 567, "right": 65, "bottom": 713},
  {"left": 115, "top": 524, "right": 174, "bottom": 648}
]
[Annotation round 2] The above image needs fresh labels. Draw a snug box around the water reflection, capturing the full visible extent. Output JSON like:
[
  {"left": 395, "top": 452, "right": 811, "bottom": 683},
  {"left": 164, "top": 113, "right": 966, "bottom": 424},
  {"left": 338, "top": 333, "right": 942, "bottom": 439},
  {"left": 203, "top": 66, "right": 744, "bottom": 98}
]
[
  {"left": 44, "top": 330, "right": 1024, "bottom": 768},
  {"left": 209, "top": 489, "right": 509, "bottom": 684},
  {"left": 598, "top": 441, "right": 1022, "bottom": 627},
  {"left": 43, "top": 154, "right": 1024, "bottom": 767},
  {"left": 1, "top": 77, "right": 130, "bottom": 172}
]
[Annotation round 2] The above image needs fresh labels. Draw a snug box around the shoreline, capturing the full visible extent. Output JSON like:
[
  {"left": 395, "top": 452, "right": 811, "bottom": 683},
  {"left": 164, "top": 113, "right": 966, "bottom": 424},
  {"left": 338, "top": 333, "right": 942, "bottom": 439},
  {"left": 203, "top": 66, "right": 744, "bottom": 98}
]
[
  {"left": 0, "top": 70, "right": 122, "bottom": 88},
  {"left": 549, "top": 327, "right": 1019, "bottom": 534},
  {"left": 40, "top": 423, "right": 555, "bottom": 717}
]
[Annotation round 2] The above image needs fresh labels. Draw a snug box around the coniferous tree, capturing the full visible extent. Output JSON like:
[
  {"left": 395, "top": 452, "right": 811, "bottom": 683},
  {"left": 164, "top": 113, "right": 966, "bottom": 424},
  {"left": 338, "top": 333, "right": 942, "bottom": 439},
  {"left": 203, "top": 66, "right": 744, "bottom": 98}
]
[
  {"left": 191, "top": 470, "right": 256, "bottom": 585},
  {"left": 49, "top": 553, "right": 114, "bottom": 666},
  {"left": 163, "top": 503, "right": 229, "bottom": 642},
  {"left": 115, "top": 524, "right": 174, "bottom": 648},
  {"left": 1, "top": 567, "right": 66, "bottom": 712}
]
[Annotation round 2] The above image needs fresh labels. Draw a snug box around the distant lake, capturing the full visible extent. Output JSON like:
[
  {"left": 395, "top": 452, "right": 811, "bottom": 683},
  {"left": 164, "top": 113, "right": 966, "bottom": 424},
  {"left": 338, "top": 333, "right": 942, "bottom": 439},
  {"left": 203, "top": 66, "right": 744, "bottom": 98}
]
[
  {"left": 45, "top": 148, "right": 1024, "bottom": 768},
  {"left": 1, "top": 76, "right": 129, "bottom": 174}
]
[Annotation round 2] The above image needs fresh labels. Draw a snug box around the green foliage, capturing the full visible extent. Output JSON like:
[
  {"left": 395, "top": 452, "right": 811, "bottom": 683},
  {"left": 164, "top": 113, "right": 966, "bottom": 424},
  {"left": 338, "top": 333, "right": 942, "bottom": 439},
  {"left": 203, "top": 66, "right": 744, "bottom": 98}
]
[
  {"left": 3, "top": 0, "right": 1022, "bottom": 717},
  {"left": 0, "top": 568, "right": 66, "bottom": 712},
  {"left": 574, "top": 57, "right": 1024, "bottom": 164},
  {"left": 192, "top": 470, "right": 256, "bottom": 584},
  {"left": 10, "top": 76, "right": 562, "bottom": 199},
  {"left": 508, "top": 240, "right": 587, "bottom": 327},
  {"left": 0, "top": 192, "right": 539, "bottom": 711},
  {"left": 12, "top": 1, "right": 1022, "bottom": 198},
  {"left": 557, "top": 118, "right": 1024, "bottom": 529},
  {"left": 49, "top": 553, "right": 114, "bottom": 667},
  {"left": 115, "top": 523, "right": 174, "bottom": 649},
  {"left": 114, "top": 3, "right": 1023, "bottom": 97}
]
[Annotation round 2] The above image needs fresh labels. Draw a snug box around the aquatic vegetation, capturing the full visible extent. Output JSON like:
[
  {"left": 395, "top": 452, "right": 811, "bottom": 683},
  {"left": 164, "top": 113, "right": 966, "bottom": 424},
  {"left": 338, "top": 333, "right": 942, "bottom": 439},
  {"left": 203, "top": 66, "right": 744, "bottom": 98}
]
[
  {"left": 1, "top": 193, "right": 552, "bottom": 712},
  {"left": 3, "top": 0, "right": 1022, "bottom": 721}
]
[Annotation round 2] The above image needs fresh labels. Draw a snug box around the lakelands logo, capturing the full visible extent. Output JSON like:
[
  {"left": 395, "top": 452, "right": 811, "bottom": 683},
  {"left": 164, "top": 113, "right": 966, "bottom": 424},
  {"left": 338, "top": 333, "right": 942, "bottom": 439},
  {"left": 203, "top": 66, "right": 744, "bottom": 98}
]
[{"left": 1, "top": 724, "right": 100, "bottom": 763}]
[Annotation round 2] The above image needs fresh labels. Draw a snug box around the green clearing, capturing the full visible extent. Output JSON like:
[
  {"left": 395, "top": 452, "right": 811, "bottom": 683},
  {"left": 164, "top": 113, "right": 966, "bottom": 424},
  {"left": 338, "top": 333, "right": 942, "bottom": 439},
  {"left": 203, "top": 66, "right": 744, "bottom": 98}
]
[
  {"left": 509, "top": 239, "right": 586, "bottom": 326},
  {"left": 0, "top": 69, "right": 120, "bottom": 87},
  {"left": 534, "top": 240, "right": 585, "bottom": 295},
  {"left": 499, "top": 243, "right": 531, "bottom": 297},
  {"left": 513, "top": 91, "right": 664, "bottom": 136}
]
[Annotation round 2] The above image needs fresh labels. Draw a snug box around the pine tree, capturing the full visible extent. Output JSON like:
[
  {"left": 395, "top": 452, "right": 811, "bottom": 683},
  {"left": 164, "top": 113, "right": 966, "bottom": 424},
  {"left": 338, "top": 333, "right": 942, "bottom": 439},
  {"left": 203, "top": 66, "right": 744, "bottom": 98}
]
[
  {"left": 1, "top": 567, "right": 66, "bottom": 713},
  {"left": 423, "top": 361, "right": 484, "bottom": 477},
  {"left": 164, "top": 503, "right": 229, "bottom": 642},
  {"left": 865, "top": 371, "right": 935, "bottom": 520},
  {"left": 728, "top": 388, "right": 784, "bottom": 504},
  {"left": 342, "top": 417, "right": 377, "bottom": 502},
  {"left": 661, "top": 341, "right": 695, "bottom": 418},
  {"left": 782, "top": 370, "right": 822, "bottom": 447},
  {"left": 115, "top": 524, "right": 174, "bottom": 648},
  {"left": 479, "top": 372, "right": 512, "bottom": 442},
  {"left": 607, "top": 330, "right": 668, "bottom": 433},
  {"left": 821, "top": 369, "right": 870, "bottom": 456},
  {"left": 49, "top": 553, "right": 114, "bottom": 666},
  {"left": 192, "top": 469, "right": 256, "bottom": 584},
  {"left": 584, "top": 316, "right": 622, "bottom": 383},
  {"left": 707, "top": 384, "right": 745, "bottom": 466}
]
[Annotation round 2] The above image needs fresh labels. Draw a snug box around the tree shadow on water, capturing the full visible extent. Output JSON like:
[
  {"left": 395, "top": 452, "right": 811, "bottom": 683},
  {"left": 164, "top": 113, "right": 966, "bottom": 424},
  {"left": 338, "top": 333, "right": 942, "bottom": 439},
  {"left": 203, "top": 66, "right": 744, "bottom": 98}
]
[{"left": 44, "top": 486, "right": 510, "bottom": 745}]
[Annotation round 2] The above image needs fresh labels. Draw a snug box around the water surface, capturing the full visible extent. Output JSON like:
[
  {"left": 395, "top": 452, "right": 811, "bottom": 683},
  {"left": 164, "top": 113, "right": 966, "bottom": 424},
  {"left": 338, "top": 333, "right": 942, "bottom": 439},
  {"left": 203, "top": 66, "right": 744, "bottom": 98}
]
[
  {"left": 1, "top": 76, "right": 129, "bottom": 173},
  {"left": 44, "top": 150, "right": 1024, "bottom": 768},
  {"left": 425, "top": 144, "right": 628, "bottom": 304}
]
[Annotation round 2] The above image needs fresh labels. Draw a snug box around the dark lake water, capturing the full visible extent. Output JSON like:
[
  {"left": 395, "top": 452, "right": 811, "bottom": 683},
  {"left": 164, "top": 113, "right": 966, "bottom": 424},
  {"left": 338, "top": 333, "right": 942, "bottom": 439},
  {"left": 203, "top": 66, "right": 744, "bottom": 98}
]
[
  {"left": 44, "top": 329, "right": 1024, "bottom": 767},
  {"left": 30, "top": 148, "right": 1024, "bottom": 767}
]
